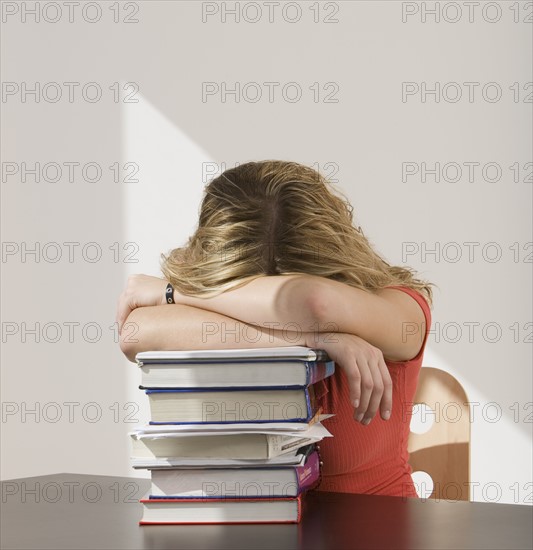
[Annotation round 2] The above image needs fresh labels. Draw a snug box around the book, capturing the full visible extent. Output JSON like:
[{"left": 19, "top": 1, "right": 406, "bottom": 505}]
[
  {"left": 130, "top": 422, "right": 332, "bottom": 461},
  {"left": 136, "top": 346, "right": 330, "bottom": 363},
  {"left": 144, "top": 386, "right": 318, "bottom": 424},
  {"left": 148, "top": 448, "right": 320, "bottom": 498},
  {"left": 131, "top": 413, "right": 333, "bottom": 434},
  {"left": 139, "top": 495, "right": 303, "bottom": 524},
  {"left": 131, "top": 452, "right": 309, "bottom": 470},
  {"left": 136, "top": 346, "right": 334, "bottom": 389}
]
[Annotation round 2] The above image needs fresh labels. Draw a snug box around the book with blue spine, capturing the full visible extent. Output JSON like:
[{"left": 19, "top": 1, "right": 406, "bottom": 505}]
[
  {"left": 143, "top": 385, "right": 320, "bottom": 424},
  {"left": 136, "top": 346, "right": 335, "bottom": 390}
]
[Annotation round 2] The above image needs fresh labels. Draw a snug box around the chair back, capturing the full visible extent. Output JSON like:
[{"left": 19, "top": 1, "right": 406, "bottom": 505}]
[{"left": 408, "top": 367, "right": 470, "bottom": 501}]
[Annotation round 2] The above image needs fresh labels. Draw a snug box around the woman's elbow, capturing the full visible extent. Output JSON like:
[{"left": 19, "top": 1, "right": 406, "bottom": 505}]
[
  {"left": 304, "top": 279, "right": 332, "bottom": 327},
  {"left": 283, "top": 276, "right": 331, "bottom": 327},
  {"left": 119, "top": 310, "right": 148, "bottom": 362},
  {"left": 119, "top": 336, "right": 138, "bottom": 363}
]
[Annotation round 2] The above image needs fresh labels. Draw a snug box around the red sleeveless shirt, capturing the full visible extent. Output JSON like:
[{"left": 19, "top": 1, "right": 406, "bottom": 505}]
[{"left": 313, "top": 286, "right": 432, "bottom": 498}]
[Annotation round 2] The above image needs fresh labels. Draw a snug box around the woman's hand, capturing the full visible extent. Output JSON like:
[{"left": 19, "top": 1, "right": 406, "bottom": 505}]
[
  {"left": 306, "top": 332, "right": 393, "bottom": 425},
  {"left": 116, "top": 274, "right": 169, "bottom": 334}
]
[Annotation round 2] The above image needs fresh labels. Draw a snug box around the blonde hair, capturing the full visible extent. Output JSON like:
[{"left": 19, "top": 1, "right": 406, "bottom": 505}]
[{"left": 161, "top": 160, "right": 434, "bottom": 306}]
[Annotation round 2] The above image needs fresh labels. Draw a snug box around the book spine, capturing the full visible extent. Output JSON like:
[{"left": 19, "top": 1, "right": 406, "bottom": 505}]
[
  {"left": 306, "top": 360, "right": 336, "bottom": 386},
  {"left": 305, "top": 385, "right": 320, "bottom": 422},
  {"left": 144, "top": 386, "right": 315, "bottom": 394},
  {"left": 295, "top": 451, "right": 320, "bottom": 493},
  {"left": 296, "top": 494, "right": 302, "bottom": 523}
]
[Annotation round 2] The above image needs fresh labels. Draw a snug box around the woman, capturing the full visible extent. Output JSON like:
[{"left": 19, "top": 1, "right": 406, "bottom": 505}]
[{"left": 117, "top": 160, "right": 434, "bottom": 498}]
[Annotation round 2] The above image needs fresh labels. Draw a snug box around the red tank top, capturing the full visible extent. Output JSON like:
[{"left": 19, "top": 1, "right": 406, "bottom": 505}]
[{"left": 312, "top": 285, "right": 432, "bottom": 498}]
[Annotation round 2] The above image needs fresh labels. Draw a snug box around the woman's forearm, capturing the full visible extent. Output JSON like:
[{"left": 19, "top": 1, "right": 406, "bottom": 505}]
[
  {"left": 119, "top": 303, "right": 310, "bottom": 362},
  {"left": 174, "top": 274, "right": 330, "bottom": 335}
]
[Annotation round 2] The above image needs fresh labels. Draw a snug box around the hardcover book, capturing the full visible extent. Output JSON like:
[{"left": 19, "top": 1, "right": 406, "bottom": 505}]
[
  {"left": 139, "top": 495, "right": 303, "bottom": 525},
  {"left": 130, "top": 422, "right": 332, "bottom": 461},
  {"left": 136, "top": 346, "right": 334, "bottom": 389},
  {"left": 144, "top": 386, "right": 319, "bottom": 424},
  {"left": 148, "top": 448, "right": 320, "bottom": 499}
]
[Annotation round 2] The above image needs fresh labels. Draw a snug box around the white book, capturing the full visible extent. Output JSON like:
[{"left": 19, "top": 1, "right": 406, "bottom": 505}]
[
  {"left": 130, "top": 414, "right": 334, "bottom": 434},
  {"left": 148, "top": 449, "right": 320, "bottom": 498},
  {"left": 130, "top": 422, "right": 331, "bottom": 461},
  {"left": 131, "top": 453, "right": 308, "bottom": 469},
  {"left": 136, "top": 346, "right": 334, "bottom": 389},
  {"left": 131, "top": 422, "right": 331, "bottom": 440},
  {"left": 136, "top": 346, "right": 329, "bottom": 363},
  {"left": 139, "top": 495, "right": 302, "bottom": 524}
]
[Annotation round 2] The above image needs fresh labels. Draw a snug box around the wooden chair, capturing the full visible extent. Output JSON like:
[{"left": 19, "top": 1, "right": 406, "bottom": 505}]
[{"left": 408, "top": 367, "right": 471, "bottom": 501}]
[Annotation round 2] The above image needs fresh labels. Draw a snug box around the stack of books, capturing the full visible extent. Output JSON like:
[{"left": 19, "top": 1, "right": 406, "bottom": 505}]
[{"left": 129, "top": 346, "right": 335, "bottom": 525}]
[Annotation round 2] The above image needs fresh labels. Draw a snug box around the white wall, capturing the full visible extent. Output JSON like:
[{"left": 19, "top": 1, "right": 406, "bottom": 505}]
[{"left": 2, "top": 1, "right": 531, "bottom": 505}]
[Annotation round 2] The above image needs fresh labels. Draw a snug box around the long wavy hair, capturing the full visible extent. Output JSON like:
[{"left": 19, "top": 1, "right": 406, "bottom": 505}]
[{"left": 161, "top": 160, "right": 434, "bottom": 305}]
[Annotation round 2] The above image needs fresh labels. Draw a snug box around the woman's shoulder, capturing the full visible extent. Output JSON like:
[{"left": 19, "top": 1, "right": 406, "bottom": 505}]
[
  {"left": 382, "top": 285, "right": 431, "bottom": 317},
  {"left": 380, "top": 285, "right": 432, "bottom": 364}
]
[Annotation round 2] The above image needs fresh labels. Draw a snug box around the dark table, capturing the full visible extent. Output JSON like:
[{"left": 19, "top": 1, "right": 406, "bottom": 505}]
[{"left": 1, "top": 473, "right": 531, "bottom": 549}]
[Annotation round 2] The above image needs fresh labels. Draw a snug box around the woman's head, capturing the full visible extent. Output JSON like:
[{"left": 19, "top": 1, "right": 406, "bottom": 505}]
[{"left": 161, "top": 160, "right": 433, "bottom": 304}]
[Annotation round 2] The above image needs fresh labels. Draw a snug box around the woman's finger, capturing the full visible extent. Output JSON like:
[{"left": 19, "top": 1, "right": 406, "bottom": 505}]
[
  {"left": 360, "top": 355, "right": 384, "bottom": 425},
  {"left": 344, "top": 353, "right": 362, "bottom": 409},
  {"left": 353, "top": 357, "right": 373, "bottom": 423},
  {"left": 377, "top": 354, "right": 393, "bottom": 420}
]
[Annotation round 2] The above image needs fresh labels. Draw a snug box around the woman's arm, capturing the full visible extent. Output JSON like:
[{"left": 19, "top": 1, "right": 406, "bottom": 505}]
[
  {"left": 119, "top": 303, "right": 308, "bottom": 363},
  {"left": 116, "top": 273, "right": 427, "bottom": 363}
]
